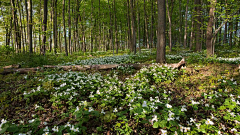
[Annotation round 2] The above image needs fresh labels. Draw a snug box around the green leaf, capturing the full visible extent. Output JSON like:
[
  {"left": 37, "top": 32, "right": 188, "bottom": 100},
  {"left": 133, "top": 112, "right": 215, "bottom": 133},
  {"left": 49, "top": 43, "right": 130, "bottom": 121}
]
[
  {"left": 153, "top": 122, "right": 159, "bottom": 128},
  {"left": 0, "top": 124, "right": 9, "bottom": 134},
  {"left": 159, "top": 120, "right": 167, "bottom": 128},
  {"left": 6, "top": 124, "right": 19, "bottom": 133}
]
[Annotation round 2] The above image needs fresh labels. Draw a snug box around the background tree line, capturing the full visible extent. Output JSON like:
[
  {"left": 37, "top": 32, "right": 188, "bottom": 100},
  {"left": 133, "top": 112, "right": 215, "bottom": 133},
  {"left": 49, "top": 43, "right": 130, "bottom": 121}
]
[{"left": 0, "top": 0, "right": 239, "bottom": 58}]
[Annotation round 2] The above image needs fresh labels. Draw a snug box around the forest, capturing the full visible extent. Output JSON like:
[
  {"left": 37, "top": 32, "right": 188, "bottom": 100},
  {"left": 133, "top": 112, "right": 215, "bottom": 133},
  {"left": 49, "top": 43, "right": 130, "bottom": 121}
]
[{"left": 0, "top": 0, "right": 240, "bottom": 134}]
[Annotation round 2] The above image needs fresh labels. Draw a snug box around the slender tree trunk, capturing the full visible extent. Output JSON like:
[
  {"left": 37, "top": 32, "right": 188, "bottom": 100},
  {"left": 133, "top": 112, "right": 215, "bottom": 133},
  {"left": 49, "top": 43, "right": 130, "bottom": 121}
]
[
  {"left": 183, "top": 0, "right": 189, "bottom": 48},
  {"left": 82, "top": 8, "right": 86, "bottom": 52},
  {"left": 144, "top": 0, "right": 149, "bottom": 49},
  {"left": 195, "top": 0, "right": 201, "bottom": 52},
  {"left": 25, "top": 0, "right": 28, "bottom": 50},
  {"left": 234, "top": 11, "right": 239, "bottom": 46},
  {"left": 41, "top": 0, "right": 48, "bottom": 55},
  {"left": 130, "top": 0, "right": 136, "bottom": 54},
  {"left": 108, "top": 0, "right": 114, "bottom": 54},
  {"left": 127, "top": 0, "right": 131, "bottom": 50},
  {"left": 114, "top": 0, "right": 118, "bottom": 54},
  {"left": 229, "top": 20, "right": 233, "bottom": 47},
  {"left": 137, "top": 1, "right": 141, "bottom": 53},
  {"left": 189, "top": 13, "right": 194, "bottom": 50},
  {"left": 75, "top": 0, "right": 80, "bottom": 52},
  {"left": 156, "top": 0, "right": 166, "bottom": 63},
  {"left": 49, "top": 1, "right": 53, "bottom": 52},
  {"left": 28, "top": 0, "right": 32, "bottom": 53},
  {"left": 178, "top": 0, "right": 182, "bottom": 46},
  {"left": 206, "top": 0, "right": 216, "bottom": 57},
  {"left": 0, "top": 7, "right": 11, "bottom": 47},
  {"left": 11, "top": 0, "right": 21, "bottom": 53},
  {"left": 17, "top": 0, "right": 24, "bottom": 53},
  {"left": 53, "top": 0, "right": 57, "bottom": 54},
  {"left": 223, "top": 1, "right": 228, "bottom": 45},
  {"left": 62, "top": 0, "right": 68, "bottom": 56},
  {"left": 166, "top": 0, "right": 172, "bottom": 51},
  {"left": 68, "top": 0, "right": 71, "bottom": 54},
  {"left": 38, "top": 0, "right": 42, "bottom": 54}
]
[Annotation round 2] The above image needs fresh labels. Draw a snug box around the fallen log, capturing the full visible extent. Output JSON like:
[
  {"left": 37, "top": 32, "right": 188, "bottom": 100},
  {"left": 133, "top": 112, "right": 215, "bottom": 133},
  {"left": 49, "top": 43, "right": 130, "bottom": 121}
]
[
  {"left": 3, "top": 64, "right": 21, "bottom": 69},
  {"left": 0, "top": 67, "right": 40, "bottom": 75},
  {"left": 0, "top": 58, "right": 186, "bottom": 75}
]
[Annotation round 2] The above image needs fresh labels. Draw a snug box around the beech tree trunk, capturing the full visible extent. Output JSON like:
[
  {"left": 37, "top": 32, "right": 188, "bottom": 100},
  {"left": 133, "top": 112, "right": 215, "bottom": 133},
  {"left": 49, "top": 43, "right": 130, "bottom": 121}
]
[
  {"left": 166, "top": 0, "right": 172, "bottom": 51},
  {"left": 156, "top": 0, "right": 166, "bottom": 63},
  {"left": 130, "top": 0, "right": 136, "bottom": 54},
  {"left": 183, "top": 0, "right": 189, "bottom": 48},
  {"left": 195, "top": 0, "right": 201, "bottom": 52},
  {"left": 11, "top": 0, "right": 21, "bottom": 53},
  {"left": 53, "top": 0, "right": 58, "bottom": 54},
  {"left": 63, "top": 0, "right": 68, "bottom": 56},
  {"left": 41, "top": 0, "right": 48, "bottom": 55},
  {"left": 206, "top": 0, "right": 216, "bottom": 57}
]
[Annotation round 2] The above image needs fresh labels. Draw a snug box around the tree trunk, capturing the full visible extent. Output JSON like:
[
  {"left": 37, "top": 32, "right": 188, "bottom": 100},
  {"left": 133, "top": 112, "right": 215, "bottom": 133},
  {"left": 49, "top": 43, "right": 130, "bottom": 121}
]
[
  {"left": 144, "top": 0, "right": 149, "bottom": 49},
  {"left": 234, "top": 11, "right": 239, "bottom": 46},
  {"left": 130, "top": 0, "right": 136, "bottom": 54},
  {"left": 28, "top": 0, "right": 32, "bottom": 53},
  {"left": 11, "top": 0, "right": 21, "bottom": 53},
  {"left": 195, "top": 0, "right": 201, "bottom": 52},
  {"left": 108, "top": 0, "right": 114, "bottom": 55},
  {"left": 62, "top": 0, "right": 68, "bottom": 56},
  {"left": 41, "top": 0, "right": 48, "bottom": 55},
  {"left": 114, "top": 0, "right": 118, "bottom": 54},
  {"left": 53, "top": 0, "right": 57, "bottom": 54},
  {"left": 137, "top": 1, "right": 141, "bottom": 53},
  {"left": 206, "top": 0, "right": 216, "bottom": 57},
  {"left": 17, "top": 0, "right": 24, "bottom": 53},
  {"left": 183, "top": 0, "right": 189, "bottom": 48},
  {"left": 229, "top": 20, "right": 233, "bottom": 47},
  {"left": 68, "top": 0, "right": 71, "bottom": 54},
  {"left": 189, "top": 13, "right": 194, "bottom": 50},
  {"left": 127, "top": 0, "right": 131, "bottom": 50},
  {"left": 166, "top": 0, "right": 172, "bottom": 51},
  {"left": 223, "top": 0, "right": 228, "bottom": 45},
  {"left": 156, "top": 0, "right": 166, "bottom": 63}
]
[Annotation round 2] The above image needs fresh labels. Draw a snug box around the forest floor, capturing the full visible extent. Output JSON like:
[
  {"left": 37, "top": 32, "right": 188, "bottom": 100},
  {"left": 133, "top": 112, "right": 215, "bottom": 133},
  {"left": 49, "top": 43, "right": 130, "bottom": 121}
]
[{"left": 0, "top": 48, "right": 240, "bottom": 134}]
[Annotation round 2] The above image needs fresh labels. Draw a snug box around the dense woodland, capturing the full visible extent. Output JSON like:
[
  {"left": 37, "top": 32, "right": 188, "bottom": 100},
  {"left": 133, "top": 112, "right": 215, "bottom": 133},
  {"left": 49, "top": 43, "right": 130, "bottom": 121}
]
[
  {"left": 0, "top": 0, "right": 239, "bottom": 58},
  {"left": 0, "top": 0, "right": 240, "bottom": 135}
]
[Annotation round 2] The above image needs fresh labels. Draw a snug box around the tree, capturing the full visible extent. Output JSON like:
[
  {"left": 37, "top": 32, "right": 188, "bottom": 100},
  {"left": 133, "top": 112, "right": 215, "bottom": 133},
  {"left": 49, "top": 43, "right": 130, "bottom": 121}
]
[
  {"left": 63, "top": 0, "right": 68, "bottom": 56},
  {"left": 41, "top": 0, "right": 48, "bottom": 55},
  {"left": 28, "top": 0, "right": 32, "bottom": 53},
  {"left": 11, "top": 0, "right": 21, "bottom": 53},
  {"left": 206, "top": 0, "right": 216, "bottom": 57},
  {"left": 183, "top": 0, "right": 189, "bottom": 48},
  {"left": 130, "top": 0, "right": 136, "bottom": 54},
  {"left": 195, "top": 0, "right": 202, "bottom": 52},
  {"left": 53, "top": 0, "right": 58, "bottom": 54},
  {"left": 156, "top": 0, "right": 166, "bottom": 63}
]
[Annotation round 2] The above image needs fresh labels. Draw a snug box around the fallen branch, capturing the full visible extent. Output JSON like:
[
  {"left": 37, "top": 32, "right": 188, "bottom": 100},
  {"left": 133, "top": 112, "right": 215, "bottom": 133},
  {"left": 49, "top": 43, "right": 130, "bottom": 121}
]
[{"left": 0, "top": 58, "right": 186, "bottom": 75}]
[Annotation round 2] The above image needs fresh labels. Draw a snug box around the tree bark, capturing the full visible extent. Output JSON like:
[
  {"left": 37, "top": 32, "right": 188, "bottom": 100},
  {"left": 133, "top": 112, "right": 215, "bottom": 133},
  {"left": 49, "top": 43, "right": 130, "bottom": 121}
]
[
  {"left": 183, "top": 0, "right": 189, "bottom": 48},
  {"left": 166, "top": 0, "right": 172, "bottom": 51},
  {"left": 114, "top": 0, "right": 118, "bottom": 54},
  {"left": 11, "top": 0, "right": 21, "bottom": 53},
  {"left": 195, "top": 0, "right": 201, "bottom": 52},
  {"left": 62, "top": 0, "right": 68, "bottom": 56},
  {"left": 27, "top": 0, "right": 32, "bottom": 53},
  {"left": 144, "top": 0, "right": 149, "bottom": 49},
  {"left": 41, "top": 0, "right": 48, "bottom": 55},
  {"left": 156, "top": 0, "right": 166, "bottom": 63},
  {"left": 53, "top": 0, "right": 58, "bottom": 54},
  {"left": 68, "top": 0, "right": 72, "bottom": 54},
  {"left": 206, "top": 0, "right": 216, "bottom": 57},
  {"left": 130, "top": 0, "right": 136, "bottom": 54}
]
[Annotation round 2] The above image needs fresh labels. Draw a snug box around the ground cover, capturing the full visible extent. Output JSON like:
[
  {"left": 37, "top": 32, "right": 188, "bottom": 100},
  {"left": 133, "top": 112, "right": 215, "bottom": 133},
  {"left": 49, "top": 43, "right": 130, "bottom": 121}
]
[{"left": 0, "top": 49, "right": 240, "bottom": 135}]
